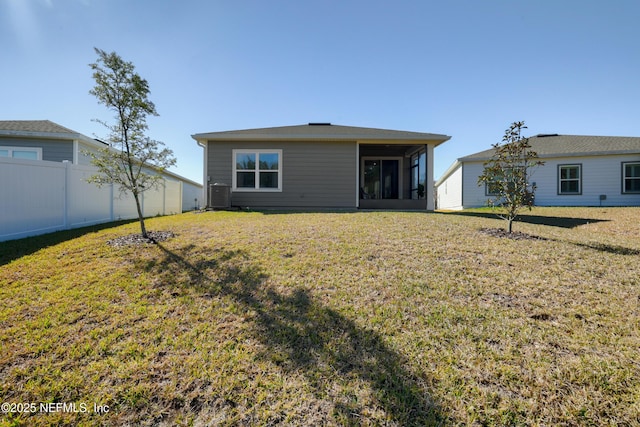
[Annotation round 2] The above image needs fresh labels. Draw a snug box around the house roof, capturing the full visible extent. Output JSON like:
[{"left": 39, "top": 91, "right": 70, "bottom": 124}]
[
  {"left": 192, "top": 123, "right": 451, "bottom": 145},
  {"left": 459, "top": 134, "right": 640, "bottom": 162},
  {"left": 1, "top": 120, "right": 202, "bottom": 186},
  {"left": 0, "top": 120, "right": 105, "bottom": 148},
  {"left": 0, "top": 120, "right": 79, "bottom": 134}
]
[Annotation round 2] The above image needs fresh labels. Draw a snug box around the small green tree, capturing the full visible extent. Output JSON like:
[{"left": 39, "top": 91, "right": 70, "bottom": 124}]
[
  {"left": 478, "top": 121, "right": 544, "bottom": 233},
  {"left": 87, "top": 48, "right": 176, "bottom": 238}
]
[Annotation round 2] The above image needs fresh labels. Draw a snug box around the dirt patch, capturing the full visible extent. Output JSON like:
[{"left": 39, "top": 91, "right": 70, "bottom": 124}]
[
  {"left": 479, "top": 227, "right": 547, "bottom": 241},
  {"left": 107, "top": 230, "right": 176, "bottom": 247},
  {"left": 530, "top": 313, "right": 554, "bottom": 321}
]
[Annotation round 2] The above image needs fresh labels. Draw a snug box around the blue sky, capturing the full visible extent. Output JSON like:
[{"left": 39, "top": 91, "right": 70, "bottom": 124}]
[{"left": 2, "top": 0, "right": 639, "bottom": 184}]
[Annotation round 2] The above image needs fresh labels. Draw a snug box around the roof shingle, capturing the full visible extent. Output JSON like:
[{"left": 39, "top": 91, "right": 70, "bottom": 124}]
[
  {"left": 192, "top": 123, "right": 451, "bottom": 143},
  {"left": 460, "top": 134, "right": 640, "bottom": 161},
  {"left": 0, "top": 120, "right": 80, "bottom": 134}
]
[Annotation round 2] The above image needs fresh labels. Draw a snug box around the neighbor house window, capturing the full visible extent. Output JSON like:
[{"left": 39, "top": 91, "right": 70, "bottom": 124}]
[
  {"left": 232, "top": 149, "right": 282, "bottom": 191},
  {"left": 622, "top": 162, "right": 640, "bottom": 194},
  {"left": 485, "top": 180, "right": 501, "bottom": 196},
  {"left": 484, "top": 166, "right": 526, "bottom": 197},
  {"left": 0, "top": 146, "right": 41, "bottom": 160},
  {"left": 558, "top": 164, "right": 581, "bottom": 195}
]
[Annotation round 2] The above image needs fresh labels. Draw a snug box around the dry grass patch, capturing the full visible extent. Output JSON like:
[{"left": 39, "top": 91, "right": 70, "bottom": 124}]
[{"left": 1, "top": 207, "right": 639, "bottom": 426}]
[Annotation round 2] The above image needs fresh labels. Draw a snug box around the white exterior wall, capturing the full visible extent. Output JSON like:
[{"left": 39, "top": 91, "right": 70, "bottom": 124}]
[
  {"left": 436, "top": 163, "right": 464, "bottom": 210},
  {"left": 532, "top": 154, "right": 640, "bottom": 206},
  {"left": 182, "top": 181, "right": 203, "bottom": 211},
  {"left": 163, "top": 179, "right": 182, "bottom": 215},
  {"left": 0, "top": 158, "right": 186, "bottom": 242},
  {"left": 458, "top": 154, "right": 640, "bottom": 208},
  {"left": 77, "top": 141, "right": 102, "bottom": 166},
  {"left": 460, "top": 162, "right": 488, "bottom": 208}
]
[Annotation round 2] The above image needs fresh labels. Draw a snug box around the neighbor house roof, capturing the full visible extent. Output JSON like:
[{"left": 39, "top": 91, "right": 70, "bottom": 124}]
[
  {"left": 0, "top": 120, "right": 105, "bottom": 148},
  {"left": 1, "top": 120, "right": 202, "bottom": 186},
  {"left": 0, "top": 120, "right": 79, "bottom": 134},
  {"left": 192, "top": 123, "right": 451, "bottom": 145},
  {"left": 460, "top": 134, "right": 640, "bottom": 162}
]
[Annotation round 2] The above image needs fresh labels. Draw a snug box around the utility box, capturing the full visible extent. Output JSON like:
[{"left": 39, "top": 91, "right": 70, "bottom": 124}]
[{"left": 209, "top": 183, "right": 231, "bottom": 209}]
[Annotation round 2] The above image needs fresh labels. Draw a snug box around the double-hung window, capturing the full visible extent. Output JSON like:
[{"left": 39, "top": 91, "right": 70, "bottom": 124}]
[
  {"left": 485, "top": 179, "right": 501, "bottom": 196},
  {"left": 0, "top": 146, "right": 41, "bottom": 160},
  {"left": 232, "top": 149, "right": 282, "bottom": 191},
  {"left": 558, "top": 164, "right": 581, "bottom": 195},
  {"left": 622, "top": 162, "right": 640, "bottom": 194}
]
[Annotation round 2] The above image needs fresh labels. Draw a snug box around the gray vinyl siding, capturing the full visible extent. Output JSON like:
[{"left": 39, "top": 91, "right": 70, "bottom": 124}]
[
  {"left": 207, "top": 141, "right": 357, "bottom": 208},
  {"left": 0, "top": 137, "right": 73, "bottom": 162}
]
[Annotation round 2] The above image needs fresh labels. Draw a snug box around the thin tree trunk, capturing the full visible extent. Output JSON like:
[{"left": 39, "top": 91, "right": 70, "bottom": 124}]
[{"left": 132, "top": 191, "right": 148, "bottom": 238}]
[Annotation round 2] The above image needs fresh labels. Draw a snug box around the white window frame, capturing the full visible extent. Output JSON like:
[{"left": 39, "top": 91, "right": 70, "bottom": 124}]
[
  {"left": 0, "top": 146, "right": 42, "bottom": 160},
  {"left": 558, "top": 164, "right": 582, "bottom": 195},
  {"left": 622, "top": 161, "right": 640, "bottom": 194},
  {"left": 232, "top": 149, "right": 282, "bottom": 192}
]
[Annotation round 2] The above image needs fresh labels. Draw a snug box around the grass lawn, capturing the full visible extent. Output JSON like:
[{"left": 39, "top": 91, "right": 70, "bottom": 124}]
[{"left": 1, "top": 207, "right": 639, "bottom": 426}]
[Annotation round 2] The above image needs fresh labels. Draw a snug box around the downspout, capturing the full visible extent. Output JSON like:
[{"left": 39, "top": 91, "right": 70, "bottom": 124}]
[{"left": 196, "top": 139, "right": 207, "bottom": 208}]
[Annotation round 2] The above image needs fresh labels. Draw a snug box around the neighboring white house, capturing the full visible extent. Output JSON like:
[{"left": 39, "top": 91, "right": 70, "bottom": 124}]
[
  {"left": 0, "top": 120, "right": 203, "bottom": 241},
  {"left": 435, "top": 134, "right": 640, "bottom": 210}
]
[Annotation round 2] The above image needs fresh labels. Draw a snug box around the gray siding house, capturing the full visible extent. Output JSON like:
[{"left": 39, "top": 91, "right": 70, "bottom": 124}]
[
  {"left": 435, "top": 134, "right": 640, "bottom": 209},
  {"left": 0, "top": 120, "right": 107, "bottom": 164},
  {"left": 193, "top": 123, "right": 451, "bottom": 210},
  {"left": 1, "top": 120, "right": 203, "bottom": 212}
]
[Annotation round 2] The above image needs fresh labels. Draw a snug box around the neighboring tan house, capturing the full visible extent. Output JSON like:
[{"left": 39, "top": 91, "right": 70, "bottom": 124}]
[
  {"left": 435, "top": 134, "right": 640, "bottom": 210},
  {"left": 0, "top": 120, "right": 203, "bottom": 212},
  {"left": 192, "top": 123, "right": 451, "bottom": 211}
]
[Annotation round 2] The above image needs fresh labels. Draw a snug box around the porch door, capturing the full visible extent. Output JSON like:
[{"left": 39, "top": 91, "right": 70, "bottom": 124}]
[{"left": 363, "top": 159, "right": 399, "bottom": 199}]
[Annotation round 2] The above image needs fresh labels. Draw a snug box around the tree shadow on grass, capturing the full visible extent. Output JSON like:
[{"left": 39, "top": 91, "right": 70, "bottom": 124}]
[
  {"left": 142, "top": 243, "right": 446, "bottom": 425},
  {"left": 0, "top": 219, "right": 139, "bottom": 266},
  {"left": 437, "top": 210, "right": 609, "bottom": 229},
  {"left": 571, "top": 241, "right": 640, "bottom": 256},
  {"left": 443, "top": 212, "right": 639, "bottom": 255}
]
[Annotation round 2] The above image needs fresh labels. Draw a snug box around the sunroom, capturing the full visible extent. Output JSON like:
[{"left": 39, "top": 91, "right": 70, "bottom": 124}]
[{"left": 358, "top": 143, "right": 431, "bottom": 210}]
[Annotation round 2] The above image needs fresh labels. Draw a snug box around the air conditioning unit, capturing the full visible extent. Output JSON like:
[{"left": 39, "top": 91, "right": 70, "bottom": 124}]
[{"left": 209, "top": 183, "right": 231, "bottom": 209}]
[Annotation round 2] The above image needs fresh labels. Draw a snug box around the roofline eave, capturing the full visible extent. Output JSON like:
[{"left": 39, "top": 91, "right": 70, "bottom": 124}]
[{"left": 191, "top": 134, "right": 451, "bottom": 145}]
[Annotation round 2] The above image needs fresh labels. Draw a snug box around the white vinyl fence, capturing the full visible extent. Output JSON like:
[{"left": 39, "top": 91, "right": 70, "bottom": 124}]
[{"left": 1, "top": 157, "right": 183, "bottom": 242}]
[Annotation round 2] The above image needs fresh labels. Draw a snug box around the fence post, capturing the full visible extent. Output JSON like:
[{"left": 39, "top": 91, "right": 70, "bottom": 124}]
[
  {"left": 63, "top": 160, "right": 70, "bottom": 229},
  {"left": 110, "top": 183, "right": 114, "bottom": 221}
]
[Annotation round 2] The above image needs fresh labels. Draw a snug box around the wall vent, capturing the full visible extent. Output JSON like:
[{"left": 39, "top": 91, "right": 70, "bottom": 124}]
[{"left": 308, "top": 122, "right": 331, "bottom": 126}]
